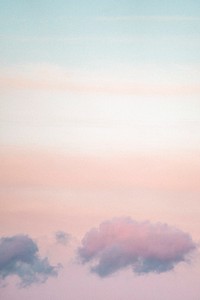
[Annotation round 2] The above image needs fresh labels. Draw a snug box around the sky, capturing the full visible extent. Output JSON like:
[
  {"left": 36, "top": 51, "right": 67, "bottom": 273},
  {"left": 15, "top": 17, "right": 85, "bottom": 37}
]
[{"left": 0, "top": 0, "right": 200, "bottom": 299}]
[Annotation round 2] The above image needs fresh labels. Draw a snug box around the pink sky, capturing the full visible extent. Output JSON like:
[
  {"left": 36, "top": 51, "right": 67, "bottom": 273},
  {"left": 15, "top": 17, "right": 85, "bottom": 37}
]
[
  {"left": 1, "top": 86, "right": 200, "bottom": 298},
  {"left": 1, "top": 5, "right": 200, "bottom": 296}
]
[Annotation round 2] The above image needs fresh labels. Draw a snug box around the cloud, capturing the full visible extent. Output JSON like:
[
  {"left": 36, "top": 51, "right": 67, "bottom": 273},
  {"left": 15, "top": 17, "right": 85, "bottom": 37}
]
[
  {"left": 55, "top": 231, "right": 71, "bottom": 246},
  {"left": 0, "top": 235, "right": 60, "bottom": 287},
  {"left": 78, "top": 217, "right": 197, "bottom": 277},
  {"left": 96, "top": 15, "right": 200, "bottom": 22}
]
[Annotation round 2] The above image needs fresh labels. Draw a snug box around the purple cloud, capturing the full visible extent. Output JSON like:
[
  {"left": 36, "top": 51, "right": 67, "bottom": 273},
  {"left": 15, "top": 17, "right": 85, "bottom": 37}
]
[
  {"left": 0, "top": 235, "right": 60, "bottom": 287},
  {"left": 78, "top": 217, "right": 197, "bottom": 277},
  {"left": 55, "top": 231, "right": 71, "bottom": 246}
]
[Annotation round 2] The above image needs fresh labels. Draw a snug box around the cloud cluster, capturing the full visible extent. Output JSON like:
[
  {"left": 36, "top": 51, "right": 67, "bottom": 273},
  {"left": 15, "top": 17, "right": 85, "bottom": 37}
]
[
  {"left": 55, "top": 231, "right": 71, "bottom": 246},
  {"left": 78, "top": 218, "right": 196, "bottom": 277},
  {"left": 0, "top": 235, "right": 60, "bottom": 287}
]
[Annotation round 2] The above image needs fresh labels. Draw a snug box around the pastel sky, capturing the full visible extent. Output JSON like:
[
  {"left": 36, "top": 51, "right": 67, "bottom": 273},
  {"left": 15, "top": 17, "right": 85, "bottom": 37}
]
[{"left": 0, "top": 1, "right": 200, "bottom": 299}]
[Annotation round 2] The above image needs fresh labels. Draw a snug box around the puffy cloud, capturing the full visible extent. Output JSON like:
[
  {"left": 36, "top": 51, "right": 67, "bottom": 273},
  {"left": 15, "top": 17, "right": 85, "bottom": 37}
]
[
  {"left": 55, "top": 231, "right": 71, "bottom": 246},
  {"left": 0, "top": 235, "right": 60, "bottom": 287},
  {"left": 78, "top": 218, "right": 197, "bottom": 277}
]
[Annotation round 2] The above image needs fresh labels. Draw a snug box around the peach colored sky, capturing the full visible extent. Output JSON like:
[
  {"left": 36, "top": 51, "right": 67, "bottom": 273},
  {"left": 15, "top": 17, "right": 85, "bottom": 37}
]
[
  {"left": 1, "top": 77, "right": 200, "bottom": 297},
  {"left": 1, "top": 80, "right": 200, "bottom": 299},
  {"left": 1, "top": 149, "right": 200, "bottom": 240}
]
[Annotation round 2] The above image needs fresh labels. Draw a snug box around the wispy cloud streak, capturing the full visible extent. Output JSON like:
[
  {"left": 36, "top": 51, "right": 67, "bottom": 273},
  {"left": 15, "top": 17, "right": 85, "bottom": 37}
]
[
  {"left": 97, "top": 15, "right": 200, "bottom": 22},
  {"left": 1, "top": 74, "right": 199, "bottom": 96}
]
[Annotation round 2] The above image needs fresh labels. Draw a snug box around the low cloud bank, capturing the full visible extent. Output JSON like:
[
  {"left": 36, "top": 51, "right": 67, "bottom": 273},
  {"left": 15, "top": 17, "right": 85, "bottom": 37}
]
[
  {"left": 78, "top": 218, "right": 196, "bottom": 277},
  {"left": 0, "top": 235, "right": 60, "bottom": 287}
]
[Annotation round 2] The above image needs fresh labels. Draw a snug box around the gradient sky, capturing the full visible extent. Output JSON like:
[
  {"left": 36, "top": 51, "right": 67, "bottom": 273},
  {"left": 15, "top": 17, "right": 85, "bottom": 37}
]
[{"left": 0, "top": 1, "right": 200, "bottom": 299}]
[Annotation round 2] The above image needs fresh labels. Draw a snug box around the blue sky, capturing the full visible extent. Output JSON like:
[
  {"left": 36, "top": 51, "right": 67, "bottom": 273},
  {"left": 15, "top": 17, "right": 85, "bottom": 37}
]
[
  {"left": 0, "top": 1, "right": 200, "bottom": 153},
  {"left": 1, "top": 0, "right": 200, "bottom": 67}
]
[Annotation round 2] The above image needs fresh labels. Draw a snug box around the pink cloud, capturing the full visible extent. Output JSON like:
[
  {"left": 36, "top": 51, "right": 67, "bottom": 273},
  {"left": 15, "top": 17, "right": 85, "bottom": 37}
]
[{"left": 78, "top": 217, "right": 197, "bottom": 277}]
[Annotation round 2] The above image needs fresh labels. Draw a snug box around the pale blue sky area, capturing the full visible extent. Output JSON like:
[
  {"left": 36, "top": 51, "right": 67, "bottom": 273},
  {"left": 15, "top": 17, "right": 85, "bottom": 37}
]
[
  {"left": 0, "top": 1, "right": 200, "bottom": 154},
  {"left": 0, "top": 0, "right": 200, "bottom": 67}
]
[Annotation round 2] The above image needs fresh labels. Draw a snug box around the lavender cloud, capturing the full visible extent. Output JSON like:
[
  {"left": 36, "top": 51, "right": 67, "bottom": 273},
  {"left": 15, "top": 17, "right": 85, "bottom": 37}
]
[
  {"left": 78, "top": 217, "right": 197, "bottom": 277},
  {"left": 55, "top": 231, "right": 71, "bottom": 246},
  {"left": 0, "top": 235, "right": 60, "bottom": 287}
]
